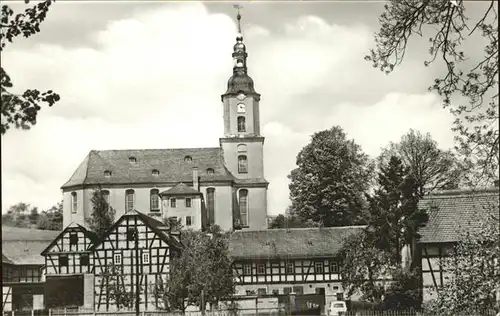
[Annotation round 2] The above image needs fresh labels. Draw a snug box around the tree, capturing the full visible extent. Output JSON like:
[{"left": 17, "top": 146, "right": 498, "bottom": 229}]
[
  {"left": 100, "top": 264, "right": 136, "bottom": 310},
  {"left": 2, "top": 202, "right": 38, "bottom": 228},
  {"left": 429, "top": 213, "right": 499, "bottom": 315},
  {"left": 86, "top": 187, "right": 115, "bottom": 237},
  {"left": 367, "top": 0, "right": 499, "bottom": 186},
  {"left": 164, "top": 216, "right": 183, "bottom": 231},
  {"left": 268, "top": 208, "right": 320, "bottom": 229},
  {"left": 340, "top": 156, "right": 428, "bottom": 305},
  {"left": 378, "top": 129, "right": 463, "bottom": 197},
  {"left": 36, "top": 201, "right": 63, "bottom": 230},
  {"left": 153, "top": 225, "right": 235, "bottom": 313},
  {"left": 288, "top": 126, "right": 373, "bottom": 227},
  {"left": 1, "top": 0, "right": 60, "bottom": 135}
]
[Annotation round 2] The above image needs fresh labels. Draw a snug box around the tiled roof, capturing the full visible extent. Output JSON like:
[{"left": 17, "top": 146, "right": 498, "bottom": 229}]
[
  {"left": 229, "top": 226, "right": 366, "bottom": 260},
  {"left": 160, "top": 183, "right": 202, "bottom": 196},
  {"left": 2, "top": 253, "right": 13, "bottom": 264},
  {"left": 2, "top": 226, "right": 60, "bottom": 265},
  {"left": 62, "top": 148, "right": 235, "bottom": 189},
  {"left": 418, "top": 187, "right": 499, "bottom": 244}
]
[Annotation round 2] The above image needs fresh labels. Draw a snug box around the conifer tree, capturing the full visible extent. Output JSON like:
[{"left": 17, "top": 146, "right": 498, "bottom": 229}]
[{"left": 86, "top": 186, "right": 115, "bottom": 237}]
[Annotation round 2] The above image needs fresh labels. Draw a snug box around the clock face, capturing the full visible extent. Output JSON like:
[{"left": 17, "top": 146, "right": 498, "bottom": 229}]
[
  {"left": 237, "top": 103, "right": 246, "bottom": 113},
  {"left": 237, "top": 93, "right": 246, "bottom": 101}
]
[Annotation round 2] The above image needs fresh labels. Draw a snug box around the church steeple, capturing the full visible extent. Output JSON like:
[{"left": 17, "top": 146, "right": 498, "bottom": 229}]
[{"left": 222, "top": 6, "right": 259, "bottom": 98}]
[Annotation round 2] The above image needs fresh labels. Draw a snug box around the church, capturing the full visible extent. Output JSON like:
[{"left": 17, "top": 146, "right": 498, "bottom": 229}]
[{"left": 61, "top": 12, "right": 268, "bottom": 232}]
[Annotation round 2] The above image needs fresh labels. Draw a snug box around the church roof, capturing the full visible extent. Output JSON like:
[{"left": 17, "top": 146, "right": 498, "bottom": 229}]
[
  {"left": 160, "top": 182, "right": 202, "bottom": 196},
  {"left": 418, "top": 187, "right": 499, "bottom": 244},
  {"left": 229, "top": 226, "right": 366, "bottom": 260},
  {"left": 62, "top": 148, "right": 235, "bottom": 189}
]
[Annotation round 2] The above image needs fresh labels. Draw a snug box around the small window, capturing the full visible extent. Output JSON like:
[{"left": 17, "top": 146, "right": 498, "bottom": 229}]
[
  {"left": 125, "top": 189, "right": 135, "bottom": 211},
  {"left": 113, "top": 253, "right": 122, "bottom": 265},
  {"left": 237, "top": 116, "right": 246, "bottom": 132},
  {"left": 170, "top": 198, "right": 176, "bottom": 208},
  {"left": 257, "top": 288, "right": 267, "bottom": 296},
  {"left": 152, "top": 169, "right": 160, "bottom": 176},
  {"left": 272, "top": 289, "right": 279, "bottom": 295},
  {"left": 150, "top": 189, "right": 160, "bottom": 211},
  {"left": 314, "top": 262, "right": 324, "bottom": 274},
  {"left": 237, "top": 144, "right": 247, "bottom": 153},
  {"left": 206, "top": 168, "right": 215, "bottom": 175},
  {"left": 129, "top": 157, "right": 136, "bottom": 163},
  {"left": 185, "top": 198, "right": 192, "bottom": 208},
  {"left": 104, "top": 170, "right": 112, "bottom": 177},
  {"left": 184, "top": 156, "right": 192, "bottom": 162},
  {"left": 257, "top": 263, "right": 265, "bottom": 275},
  {"left": 186, "top": 216, "right": 192, "bottom": 226},
  {"left": 330, "top": 261, "right": 338, "bottom": 273},
  {"left": 243, "top": 264, "right": 252, "bottom": 275},
  {"left": 127, "top": 228, "right": 137, "bottom": 241},
  {"left": 59, "top": 255, "right": 69, "bottom": 267},
  {"left": 69, "top": 233, "right": 78, "bottom": 246},
  {"left": 238, "top": 155, "right": 248, "bottom": 173},
  {"left": 71, "top": 192, "right": 77, "bottom": 213},
  {"left": 293, "top": 286, "right": 304, "bottom": 295},
  {"left": 286, "top": 262, "right": 294, "bottom": 274},
  {"left": 142, "top": 252, "right": 150, "bottom": 264},
  {"left": 283, "top": 287, "right": 292, "bottom": 295},
  {"left": 80, "top": 255, "right": 90, "bottom": 266}
]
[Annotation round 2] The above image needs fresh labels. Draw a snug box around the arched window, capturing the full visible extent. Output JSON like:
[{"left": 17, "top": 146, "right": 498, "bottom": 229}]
[
  {"left": 239, "top": 189, "right": 249, "bottom": 227},
  {"left": 102, "top": 190, "right": 110, "bottom": 210},
  {"left": 207, "top": 188, "right": 215, "bottom": 225},
  {"left": 238, "top": 155, "right": 248, "bottom": 174},
  {"left": 237, "top": 116, "right": 246, "bottom": 132},
  {"left": 237, "top": 144, "right": 247, "bottom": 153},
  {"left": 125, "top": 189, "right": 135, "bottom": 212},
  {"left": 150, "top": 189, "right": 160, "bottom": 212},
  {"left": 71, "top": 192, "right": 77, "bottom": 214}
]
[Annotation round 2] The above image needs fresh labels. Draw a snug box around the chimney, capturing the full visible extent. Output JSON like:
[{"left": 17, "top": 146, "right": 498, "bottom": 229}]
[{"left": 192, "top": 167, "right": 199, "bottom": 192}]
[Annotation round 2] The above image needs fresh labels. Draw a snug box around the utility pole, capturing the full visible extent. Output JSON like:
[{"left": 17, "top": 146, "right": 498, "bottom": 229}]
[{"left": 135, "top": 229, "right": 140, "bottom": 316}]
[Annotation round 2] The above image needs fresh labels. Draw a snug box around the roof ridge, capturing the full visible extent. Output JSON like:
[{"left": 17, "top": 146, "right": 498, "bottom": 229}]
[
  {"left": 426, "top": 187, "right": 499, "bottom": 197},
  {"left": 235, "top": 225, "right": 367, "bottom": 233},
  {"left": 95, "top": 147, "right": 222, "bottom": 152}
]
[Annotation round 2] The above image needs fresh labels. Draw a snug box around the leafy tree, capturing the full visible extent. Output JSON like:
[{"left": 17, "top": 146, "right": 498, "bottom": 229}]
[
  {"left": 1, "top": 0, "right": 60, "bottom": 135},
  {"left": 378, "top": 129, "right": 463, "bottom": 197},
  {"left": 164, "top": 216, "right": 183, "bottom": 231},
  {"left": 429, "top": 213, "right": 500, "bottom": 315},
  {"left": 153, "top": 225, "right": 234, "bottom": 313},
  {"left": 380, "top": 269, "right": 422, "bottom": 310},
  {"left": 340, "top": 156, "right": 428, "bottom": 305},
  {"left": 2, "top": 202, "right": 39, "bottom": 228},
  {"left": 268, "top": 208, "right": 320, "bottom": 229},
  {"left": 100, "top": 264, "right": 137, "bottom": 310},
  {"left": 28, "top": 207, "right": 39, "bottom": 225},
  {"left": 86, "top": 187, "right": 115, "bottom": 237},
  {"left": 367, "top": 0, "right": 498, "bottom": 186},
  {"left": 288, "top": 126, "right": 373, "bottom": 227},
  {"left": 36, "top": 201, "right": 63, "bottom": 230}
]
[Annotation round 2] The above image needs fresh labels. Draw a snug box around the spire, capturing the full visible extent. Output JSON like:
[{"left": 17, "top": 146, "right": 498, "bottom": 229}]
[{"left": 234, "top": 4, "right": 242, "bottom": 35}]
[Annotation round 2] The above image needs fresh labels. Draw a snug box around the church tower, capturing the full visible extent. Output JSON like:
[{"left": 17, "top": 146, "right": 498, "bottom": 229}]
[{"left": 220, "top": 9, "right": 268, "bottom": 229}]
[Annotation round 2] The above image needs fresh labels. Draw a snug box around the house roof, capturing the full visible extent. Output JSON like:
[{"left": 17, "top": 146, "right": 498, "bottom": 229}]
[
  {"left": 2, "top": 253, "right": 14, "bottom": 264},
  {"left": 160, "top": 182, "right": 202, "bottom": 196},
  {"left": 2, "top": 226, "right": 60, "bottom": 265},
  {"left": 418, "top": 187, "right": 499, "bottom": 244},
  {"left": 229, "top": 226, "right": 366, "bottom": 260},
  {"left": 62, "top": 148, "right": 235, "bottom": 189}
]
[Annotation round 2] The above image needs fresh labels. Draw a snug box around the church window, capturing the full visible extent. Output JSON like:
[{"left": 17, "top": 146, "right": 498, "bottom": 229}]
[
  {"left": 239, "top": 189, "right": 249, "bottom": 227},
  {"left": 152, "top": 169, "right": 160, "bottom": 176},
  {"left": 102, "top": 190, "right": 110, "bottom": 210},
  {"left": 150, "top": 189, "right": 160, "bottom": 211},
  {"left": 237, "top": 116, "right": 246, "bottom": 132},
  {"left": 71, "top": 192, "right": 77, "bottom": 213},
  {"left": 129, "top": 157, "right": 137, "bottom": 163},
  {"left": 185, "top": 198, "right": 192, "bottom": 208},
  {"left": 237, "top": 103, "right": 246, "bottom": 113},
  {"left": 184, "top": 156, "right": 192, "bottom": 162},
  {"left": 125, "top": 189, "right": 135, "bottom": 211},
  {"left": 237, "top": 144, "right": 247, "bottom": 152},
  {"left": 207, "top": 188, "right": 215, "bottom": 225},
  {"left": 104, "top": 170, "right": 112, "bottom": 177},
  {"left": 238, "top": 155, "right": 248, "bottom": 174},
  {"left": 206, "top": 168, "right": 215, "bottom": 175}
]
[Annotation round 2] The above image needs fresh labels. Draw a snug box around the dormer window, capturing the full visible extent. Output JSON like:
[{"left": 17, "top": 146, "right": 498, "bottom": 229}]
[
  {"left": 184, "top": 156, "right": 192, "bottom": 162},
  {"left": 104, "top": 170, "right": 112, "bottom": 177},
  {"left": 206, "top": 168, "right": 215, "bottom": 175},
  {"left": 152, "top": 169, "right": 160, "bottom": 176},
  {"left": 129, "top": 157, "right": 137, "bottom": 163}
]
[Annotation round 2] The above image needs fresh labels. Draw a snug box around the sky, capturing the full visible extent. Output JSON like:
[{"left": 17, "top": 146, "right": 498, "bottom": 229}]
[{"left": 1, "top": 1, "right": 489, "bottom": 215}]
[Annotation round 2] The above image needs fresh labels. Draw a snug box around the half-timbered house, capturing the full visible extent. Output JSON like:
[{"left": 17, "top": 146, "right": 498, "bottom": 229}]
[
  {"left": 229, "top": 226, "right": 366, "bottom": 309},
  {"left": 2, "top": 226, "right": 59, "bottom": 313},
  {"left": 41, "top": 223, "right": 100, "bottom": 309},
  {"left": 89, "top": 210, "right": 182, "bottom": 312},
  {"left": 417, "top": 187, "right": 499, "bottom": 302}
]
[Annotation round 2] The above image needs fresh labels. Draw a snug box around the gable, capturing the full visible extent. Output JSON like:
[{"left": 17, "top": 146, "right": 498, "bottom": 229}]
[
  {"left": 62, "top": 148, "right": 235, "bottom": 189},
  {"left": 41, "top": 223, "right": 100, "bottom": 256}
]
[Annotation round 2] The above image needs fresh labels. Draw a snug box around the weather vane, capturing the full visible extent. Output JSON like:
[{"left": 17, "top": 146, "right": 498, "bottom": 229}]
[{"left": 233, "top": 4, "right": 243, "bottom": 34}]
